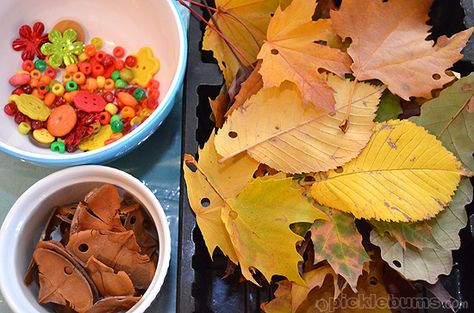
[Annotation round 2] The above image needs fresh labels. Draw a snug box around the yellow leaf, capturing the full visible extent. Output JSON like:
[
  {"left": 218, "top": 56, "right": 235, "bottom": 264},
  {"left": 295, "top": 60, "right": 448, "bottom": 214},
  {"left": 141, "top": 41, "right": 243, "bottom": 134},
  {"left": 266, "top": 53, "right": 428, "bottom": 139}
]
[
  {"left": 183, "top": 133, "right": 259, "bottom": 263},
  {"left": 331, "top": 0, "right": 474, "bottom": 100},
  {"left": 258, "top": 0, "right": 352, "bottom": 111},
  {"left": 311, "top": 120, "right": 462, "bottom": 222},
  {"left": 215, "top": 76, "right": 382, "bottom": 173},
  {"left": 203, "top": 0, "right": 290, "bottom": 86},
  {"left": 222, "top": 177, "right": 328, "bottom": 285}
]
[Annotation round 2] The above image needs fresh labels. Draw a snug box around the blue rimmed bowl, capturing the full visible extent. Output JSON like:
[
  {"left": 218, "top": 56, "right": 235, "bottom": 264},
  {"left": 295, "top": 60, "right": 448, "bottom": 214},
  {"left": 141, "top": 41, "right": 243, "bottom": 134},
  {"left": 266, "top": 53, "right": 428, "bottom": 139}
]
[{"left": 0, "top": 0, "right": 187, "bottom": 166}]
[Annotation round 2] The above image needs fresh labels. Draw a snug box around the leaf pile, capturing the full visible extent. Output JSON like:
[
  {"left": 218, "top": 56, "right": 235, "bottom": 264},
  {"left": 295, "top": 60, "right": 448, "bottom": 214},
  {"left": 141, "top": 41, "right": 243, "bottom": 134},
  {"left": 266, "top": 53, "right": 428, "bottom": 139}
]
[{"left": 182, "top": 0, "right": 474, "bottom": 311}]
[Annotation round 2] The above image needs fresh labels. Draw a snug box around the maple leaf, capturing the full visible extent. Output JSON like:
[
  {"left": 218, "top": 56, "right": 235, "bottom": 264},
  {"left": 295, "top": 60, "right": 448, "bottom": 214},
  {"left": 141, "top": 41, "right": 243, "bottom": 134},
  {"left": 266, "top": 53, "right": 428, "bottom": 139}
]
[
  {"left": 310, "top": 208, "right": 369, "bottom": 292},
  {"left": 374, "top": 90, "right": 402, "bottom": 122},
  {"left": 183, "top": 133, "right": 259, "bottom": 263},
  {"left": 222, "top": 177, "right": 328, "bottom": 285},
  {"left": 410, "top": 74, "right": 474, "bottom": 171},
  {"left": 371, "top": 221, "right": 438, "bottom": 251},
  {"left": 215, "top": 76, "right": 382, "bottom": 173},
  {"left": 203, "top": 0, "right": 291, "bottom": 86},
  {"left": 331, "top": 0, "right": 474, "bottom": 100},
  {"left": 311, "top": 120, "right": 462, "bottom": 222},
  {"left": 257, "top": 0, "right": 352, "bottom": 111}
]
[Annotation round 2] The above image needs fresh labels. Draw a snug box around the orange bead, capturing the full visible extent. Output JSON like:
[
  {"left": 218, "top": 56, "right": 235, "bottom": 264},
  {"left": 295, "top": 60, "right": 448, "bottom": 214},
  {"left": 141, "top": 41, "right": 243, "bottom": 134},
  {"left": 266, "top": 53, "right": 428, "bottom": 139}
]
[
  {"left": 110, "top": 133, "right": 124, "bottom": 141},
  {"left": 121, "top": 106, "right": 136, "bottom": 119},
  {"left": 31, "top": 89, "right": 45, "bottom": 100},
  {"left": 29, "top": 78, "right": 39, "bottom": 88},
  {"left": 84, "top": 44, "right": 97, "bottom": 57},
  {"left": 104, "top": 78, "right": 115, "bottom": 91},
  {"left": 39, "top": 75, "right": 52, "bottom": 85},
  {"left": 65, "top": 64, "right": 78, "bottom": 74},
  {"left": 22, "top": 60, "right": 35, "bottom": 72},
  {"left": 115, "top": 59, "right": 125, "bottom": 71},
  {"left": 44, "top": 92, "right": 56, "bottom": 107},
  {"left": 63, "top": 90, "right": 79, "bottom": 103},
  {"left": 84, "top": 78, "right": 98, "bottom": 91},
  {"left": 30, "top": 69, "right": 41, "bottom": 80},
  {"left": 117, "top": 92, "right": 138, "bottom": 107},
  {"left": 72, "top": 72, "right": 86, "bottom": 85}
]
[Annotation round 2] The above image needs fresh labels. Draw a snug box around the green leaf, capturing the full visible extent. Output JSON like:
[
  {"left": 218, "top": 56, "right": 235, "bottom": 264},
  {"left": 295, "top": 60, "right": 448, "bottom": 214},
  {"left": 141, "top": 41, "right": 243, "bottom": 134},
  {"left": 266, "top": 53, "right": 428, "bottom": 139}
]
[
  {"left": 374, "top": 89, "right": 402, "bottom": 122},
  {"left": 410, "top": 74, "right": 474, "bottom": 170},
  {"left": 222, "top": 177, "right": 328, "bottom": 285},
  {"left": 370, "top": 221, "right": 438, "bottom": 250},
  {"left": 310, "top": 208, "right": 370, "bottom": 291}
]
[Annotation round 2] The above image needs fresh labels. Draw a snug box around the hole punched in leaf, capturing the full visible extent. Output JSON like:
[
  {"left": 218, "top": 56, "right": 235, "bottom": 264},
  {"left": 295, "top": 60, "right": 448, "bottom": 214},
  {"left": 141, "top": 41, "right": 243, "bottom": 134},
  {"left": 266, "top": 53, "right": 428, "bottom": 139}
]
[
  {"left": 335, "top": 166, "right": 344, "bottom": 173},
  {"left": 201, "top": 198, "right": 211, "bottom": 208},
  {"left": 271, "top": 49, "right": 279, "bottom": 55},
  {"left": 432, "top": 73, "right": 441, "bottom": 80},
  {"left": 78, "top": 243, "right": 89, "bottom": 253},
  {"left": 369, "top": 276, "right": 378, "bottom": 285},
  {"left": 185, "top": 161, "right": 198, "bottom": 173},
  {"left": 228, "top": 131, "right": 238, "bottom": 138},
  {"left": 393, "top": 260, "right": 402, "bottom": 268}
]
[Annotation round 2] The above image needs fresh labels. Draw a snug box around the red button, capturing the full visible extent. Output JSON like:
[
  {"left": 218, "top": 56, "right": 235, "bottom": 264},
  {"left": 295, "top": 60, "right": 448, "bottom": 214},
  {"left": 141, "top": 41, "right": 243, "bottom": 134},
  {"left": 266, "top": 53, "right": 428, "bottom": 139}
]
[{"left": 73, "top": 91, "right": 107, "bottom": 113}]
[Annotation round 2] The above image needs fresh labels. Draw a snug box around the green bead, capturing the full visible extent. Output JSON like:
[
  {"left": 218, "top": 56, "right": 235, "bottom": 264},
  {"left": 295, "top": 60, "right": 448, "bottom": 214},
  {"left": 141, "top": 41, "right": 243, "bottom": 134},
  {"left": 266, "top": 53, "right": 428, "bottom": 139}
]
[
  {"left": 110, "top": 114, "right": 122, "bottom": 123},
  {"left": 34, "top": 59, "right": 47, "bottom": 72},
  {"left": 111, "top": 70, "right": 121, "bottom": 81},
  {"left": 111, "top": 120, "right": 124, "bottom": 133},
  {"left": 115, "top": 79, "right": 127, "bottom": 89},
  {"left": 65, "top": 80, "right": 78, "bottom": 92},
  {"left": 119, "top": 68, "right": 134, "bottom": 82},
  {"left": 133, "top": 88, "right": 146, "bottom": 101},
  {"left": 50, "top": 141, "right": 66, "bottom": 153}
]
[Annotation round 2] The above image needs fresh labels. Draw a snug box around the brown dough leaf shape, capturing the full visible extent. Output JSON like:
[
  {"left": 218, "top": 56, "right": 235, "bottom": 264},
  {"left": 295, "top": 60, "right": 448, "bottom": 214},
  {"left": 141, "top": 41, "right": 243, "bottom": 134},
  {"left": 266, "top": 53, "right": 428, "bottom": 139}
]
[
  {"left": 85, "top": 256, "right": 135, "bottom": 297},
  {"left": 33, "top": 247, "right": 94, "bottom": 312},
  {"left": 70, "top": 202, "right": 124, "bottom": 234},
  {"left": 85, "top": 296, "right": 142, "bottom": 313},
  {"left": 66, "top": 230, "right": 155, "bottom": 289},
  {"left": 124, "top": 205, "right": 158, "bottom": 257},
  {"left": 84, "top": 184, "right": 123, "bottom": 226}
]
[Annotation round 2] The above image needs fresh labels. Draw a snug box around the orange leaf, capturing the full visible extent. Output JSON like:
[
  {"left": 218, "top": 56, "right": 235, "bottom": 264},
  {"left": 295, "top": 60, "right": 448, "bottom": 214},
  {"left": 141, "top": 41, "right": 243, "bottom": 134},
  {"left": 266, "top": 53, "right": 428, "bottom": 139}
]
[
  {"left": 257, "top": 0, "right": 352, "bottom": 112},
  {"left": 209, "top": 93, "right": 230, "bottom": 128},
  {"left": 331, "top": 0, "right": 474, "bottom": 100}
]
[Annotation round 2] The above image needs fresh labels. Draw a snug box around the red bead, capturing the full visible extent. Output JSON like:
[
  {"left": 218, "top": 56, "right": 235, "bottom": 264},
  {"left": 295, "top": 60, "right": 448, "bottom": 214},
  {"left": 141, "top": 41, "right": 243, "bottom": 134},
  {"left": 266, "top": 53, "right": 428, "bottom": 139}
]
[
  {"left": 84, "top": 44, "right": 96, "bottom": 57},
  {"left": 14, "top": 112, "right": 30, "bottom": 124},
  {"left": 31, "top": 120, "right": 44, "bottom": 130},
  {"left": 102, "top": 91, "right": 115, "bottom": 103},
  {"left": 94, "top": 51, "right": 106, "bottom": 63},
  {"left": 22, "top": 60, "right": 35, "bottom": 72},
  {"left": 148, "top": 79, "right": 160, "bottom": 89},
  {"left": 22, "top": 85, "right": 33, "bottom": 94},
  {"left": 147, "top": 98, "right": 159, "bottom": 109},
  {"left": 12, "top": 87, "right": 25, "bottom": 96},
  {"left": 4, "top": 103, "right": 18, "bottom": 116},
  {"left": 78, "top": 62, "right": 92, "bottom": 75},
  {"left": 92, "top": 64, "right": 105, "bottom": 78},
  {"left": 44, "top": 67, "right": 57, "bottom": 79},
  {"left": 54, "top": 97, "right": 67, "bottom": 107},
  {"left": 113, "top": 46, "right": 125, "bottom": 58},
  {"left": 125, "top": 55, "right": 137, "bottom": 68},
  {"left": 37, "top": 81, "right": 48, "bottom": 95},
  {"left": 114, "top": 88, "right": 124, "bottom": 97},
  {"left": 103, "top": 65, "right": 116, "bottom": 79},
  {"left": 148, "top": 88, "right": 160, "bottom": 99},
  {"left": 115, "top": 59, "right": 125, "bottom": 71},
  {"left": 102, "top": 55, "right": 115, "bottom": 68},
  {"left": 99, "top": 111, "right": 111, "bottom": 125}
]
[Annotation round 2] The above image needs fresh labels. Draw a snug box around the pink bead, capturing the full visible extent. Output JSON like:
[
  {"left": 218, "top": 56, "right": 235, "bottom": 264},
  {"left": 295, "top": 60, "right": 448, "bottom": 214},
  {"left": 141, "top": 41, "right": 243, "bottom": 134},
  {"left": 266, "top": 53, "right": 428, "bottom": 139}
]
[{"left": 9, "top": 73, "right": 31, "bottom": 86}]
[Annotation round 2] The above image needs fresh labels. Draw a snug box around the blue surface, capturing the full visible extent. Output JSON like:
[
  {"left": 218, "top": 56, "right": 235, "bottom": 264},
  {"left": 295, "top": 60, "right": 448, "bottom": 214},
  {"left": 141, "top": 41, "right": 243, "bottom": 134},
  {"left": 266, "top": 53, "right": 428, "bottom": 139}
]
[{"left": 0, "top": 2, "right": 189, "bottom": 312}]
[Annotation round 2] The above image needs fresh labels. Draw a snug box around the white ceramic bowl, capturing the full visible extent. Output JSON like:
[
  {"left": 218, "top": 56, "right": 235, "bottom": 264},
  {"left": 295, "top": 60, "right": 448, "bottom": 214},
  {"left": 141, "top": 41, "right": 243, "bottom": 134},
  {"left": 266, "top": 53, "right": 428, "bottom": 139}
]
[
  {"left": 0, "top": 0, "right": 187, "bottom": 166},
  {"left": 0, "top": 165, "right": 171, "bottom": 313}
]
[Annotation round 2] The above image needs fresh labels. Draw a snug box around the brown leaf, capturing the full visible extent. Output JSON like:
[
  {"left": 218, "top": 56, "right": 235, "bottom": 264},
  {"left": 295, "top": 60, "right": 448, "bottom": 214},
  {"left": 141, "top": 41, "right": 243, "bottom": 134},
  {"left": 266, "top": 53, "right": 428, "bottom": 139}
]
[
  {"left": 85, "top": 296, "right": 141, "bottom": 313},
  {"left": 210, "top": 93, "right": 230, "bottom": 128},
  {"left": 84, "top": 184, "right": 124, "bottom": 230},
  {"left": 85, "top": 256, "right": 135, "bottom": 297},
  {"left": 331, "top": 0, "right": 474, "bottom": 100}
]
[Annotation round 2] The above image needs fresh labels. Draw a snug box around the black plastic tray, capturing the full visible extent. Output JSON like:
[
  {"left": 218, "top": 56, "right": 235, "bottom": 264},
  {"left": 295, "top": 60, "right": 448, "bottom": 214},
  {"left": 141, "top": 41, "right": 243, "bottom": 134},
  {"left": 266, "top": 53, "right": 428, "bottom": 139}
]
[{"left": 177, "top": 1, "right": 474, "bottom": 312}]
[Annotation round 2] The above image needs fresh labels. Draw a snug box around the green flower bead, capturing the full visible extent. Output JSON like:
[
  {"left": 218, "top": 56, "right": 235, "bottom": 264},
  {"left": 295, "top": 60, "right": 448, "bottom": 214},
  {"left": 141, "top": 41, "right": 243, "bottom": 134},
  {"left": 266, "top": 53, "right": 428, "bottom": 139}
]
[
  {"left": 111, "top": 120, "right": 124, "bottom": 133},
  {"left": 34, "top": 59, "right": 47, "bottom": 72},
  {"left": 110, "top": 114, "right": 122, "bottom": 123},
  {"left": 50, "top": 141, "right": 66, "bottom": 153},
  {"left": 120, "top": 68, "right": 134, "bottom": 82},
  {"left": 40, "top": 29, "right": 84, "bottom": 68},
  {"left": 115, "top": 79, "right": 127, "bottom": 89},
  {"left": 111, "top": 70, "right": 121, "bottom": 81},
  {"left": 133, "top": 88, "right": 146, "bottom": 101},
  {"left": 66, "top": 81, "right": 78, "bottom": 92}
]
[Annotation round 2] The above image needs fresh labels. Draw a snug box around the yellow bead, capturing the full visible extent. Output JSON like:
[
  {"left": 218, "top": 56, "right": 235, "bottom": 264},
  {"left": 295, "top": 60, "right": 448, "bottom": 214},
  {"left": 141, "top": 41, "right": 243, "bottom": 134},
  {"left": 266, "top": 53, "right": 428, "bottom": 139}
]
[
  {"left": 96, "top": 76, "right": 106, "bottom": 89},
  {"left": 130, "top": 116, "right": 141, "bottom": 126},
  {"left": 78, "top": 53, "right": 89, "bottom": 62},
  {"left": 51, "top": 83, "right": 65, "bottom": 97},
  {"left": 33, "top": 128, "right": 55, "bottom": 144},
  {"left": 18, "top": 122, "right": 31, "bottom": 135},
  {"left": 90, "top": 37, "right": 103, "bottom": 49},
  {"left": 105, "top": 103, "right": 118, "bottom": 115}
]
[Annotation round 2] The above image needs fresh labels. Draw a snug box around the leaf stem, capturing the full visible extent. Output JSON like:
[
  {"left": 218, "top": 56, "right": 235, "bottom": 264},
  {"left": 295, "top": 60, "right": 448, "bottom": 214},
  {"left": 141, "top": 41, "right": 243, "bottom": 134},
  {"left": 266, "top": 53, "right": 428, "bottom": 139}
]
[
  {"left": 220, "top": 8, "right": 261, "bottom": 49},
  {"left": 437, "top": 95, "right": 472, "bottom": 137},
  {"left": 339, "top": 78, "right": 357, "bottom": 133},
  {"left": 178, "top": 0, "right": 256, "bottom": 69}
]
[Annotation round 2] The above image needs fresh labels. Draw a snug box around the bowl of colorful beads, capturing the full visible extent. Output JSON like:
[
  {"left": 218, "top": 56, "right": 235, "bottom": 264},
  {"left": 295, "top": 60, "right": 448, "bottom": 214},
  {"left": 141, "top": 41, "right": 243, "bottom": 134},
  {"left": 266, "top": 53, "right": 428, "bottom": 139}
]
[{"left": 0, "top": 0, "right": 187, "bottom": 166}]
